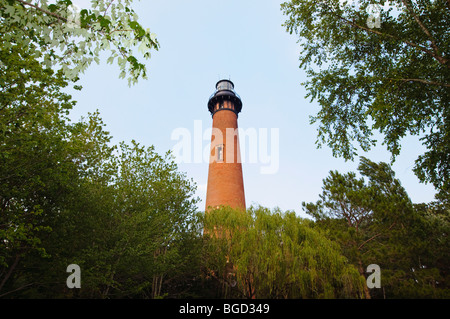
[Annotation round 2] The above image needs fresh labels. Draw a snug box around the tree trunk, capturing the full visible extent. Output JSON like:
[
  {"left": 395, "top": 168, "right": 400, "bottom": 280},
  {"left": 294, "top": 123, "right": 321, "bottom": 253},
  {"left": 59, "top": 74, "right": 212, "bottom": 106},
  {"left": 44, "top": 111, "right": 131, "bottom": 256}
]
[
  {"left": 358, "top": 260, "right": 371, "bottom": 299},
  {"left": 0, "top": 254, "right": 20, "bottom": 293},
  {"left": 152, "top": 274, "right": 164, "bottom": 299}
]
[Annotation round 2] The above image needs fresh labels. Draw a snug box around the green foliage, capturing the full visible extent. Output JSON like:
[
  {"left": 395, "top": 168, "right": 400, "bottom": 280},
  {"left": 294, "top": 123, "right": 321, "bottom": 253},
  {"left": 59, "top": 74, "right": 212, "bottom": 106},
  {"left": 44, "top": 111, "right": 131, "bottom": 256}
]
[
  {"left": 0, "top": 0, "right": 159, "bottom": 86},
  {"left": 0, "top": 108, "right": 202, "bottom": 298},
  {"left": 409, "top": 200, "right": 450, "bottom": 298},
  {"left": 0, "top": 38, "right": 107, "bottom": 286},
  {"left": 203, "top": 206, "right": 366, "bottom": 299},
  {"left": 2, "top": 0, "right": 447, "bottom": 300},
  {"left": 0, "top": 22, "right": 200, "bottom": 297},
  {"left": 303, "top": 157, "right": 450, "bottom": 298},
  {"left": 32, "top": 141, "right": 202, "bottom": 299},
  {"left": 281, "top": 0, "right": 450, "bottom": 196}
]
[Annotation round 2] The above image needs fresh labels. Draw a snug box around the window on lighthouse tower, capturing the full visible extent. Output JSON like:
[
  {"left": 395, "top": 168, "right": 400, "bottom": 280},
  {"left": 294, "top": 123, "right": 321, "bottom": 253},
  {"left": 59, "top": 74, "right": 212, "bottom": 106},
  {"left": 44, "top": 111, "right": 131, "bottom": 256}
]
[{"left": 216, "top": 145, "right": 224, "bottom": 162}]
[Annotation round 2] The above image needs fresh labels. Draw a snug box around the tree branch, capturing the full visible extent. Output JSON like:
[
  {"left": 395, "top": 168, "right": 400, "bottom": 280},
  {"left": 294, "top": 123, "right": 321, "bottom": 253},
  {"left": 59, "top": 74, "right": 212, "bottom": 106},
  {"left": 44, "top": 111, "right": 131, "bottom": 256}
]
[
  {"left": 104, "top": 0, "right": 115, "bottom": 17},
  {"left": 339, "top": 16, "right": 436, "bottom": 61},
  {"left": 15, "top": 0, "right": 68, "bottom": 23},
  {"left": 339, "top": 201, "right": 353, "bottom": 228},
  {"left": 0, "top": 282, "right": 34, "bottom": 298},
  {"left": 358, "top": 222, "right": 396, "bottom": 250},
  {"left": 387, "top": 78, "right": 450, "bottom": 88},
  {"left": 401, "top": 0, "right": 447, "bottom": 66},
  {"left": 358, "top": 232, "right": 382, "bottom": 250},
  {"left": 322, "top": 4, "right": 449, "bottom": 69}
]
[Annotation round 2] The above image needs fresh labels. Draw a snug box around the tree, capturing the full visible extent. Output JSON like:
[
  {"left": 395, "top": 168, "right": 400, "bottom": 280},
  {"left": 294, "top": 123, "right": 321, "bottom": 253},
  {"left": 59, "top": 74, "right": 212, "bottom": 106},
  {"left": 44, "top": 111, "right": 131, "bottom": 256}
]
[
  {"left": 281, "top": 0, "right": 450, "bottom": 197},
  {"left": 303, "top": 157, "right": 450, "bottom": 298},
  {"left": 410, "top": 200, "right": 450, "bottom": 297},
  {"left": 203, "top": 206, "right": 366, "bottom": 299},
  {"left": 1, "top": 136, "right": 202, "bottom": 298},
  {"left": 0, "top": 0, "right": 159, "bottom": 86},
  {"left": 1, "top": 3, "right": 202, "bottom": 297},
  {"left": 87, "top": 140, "right": 200, "bottom": 299},
  {"left": 0, "top": 36, "right": 114, "bottom": 294}
]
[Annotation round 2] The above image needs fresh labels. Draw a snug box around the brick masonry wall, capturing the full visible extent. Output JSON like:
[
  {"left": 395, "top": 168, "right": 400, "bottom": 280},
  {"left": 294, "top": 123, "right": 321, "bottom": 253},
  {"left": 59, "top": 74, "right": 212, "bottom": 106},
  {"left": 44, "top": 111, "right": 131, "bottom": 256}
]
[{"left": 205, "top": 105, "right": 246, "bottom": 211}]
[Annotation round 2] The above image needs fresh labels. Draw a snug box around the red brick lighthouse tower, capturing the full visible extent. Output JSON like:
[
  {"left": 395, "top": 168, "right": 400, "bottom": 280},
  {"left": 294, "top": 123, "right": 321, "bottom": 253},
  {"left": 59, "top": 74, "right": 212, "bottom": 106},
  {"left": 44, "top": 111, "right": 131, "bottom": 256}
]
[{"left": 205, "top": 79, "right": 246, "bottom": 211}]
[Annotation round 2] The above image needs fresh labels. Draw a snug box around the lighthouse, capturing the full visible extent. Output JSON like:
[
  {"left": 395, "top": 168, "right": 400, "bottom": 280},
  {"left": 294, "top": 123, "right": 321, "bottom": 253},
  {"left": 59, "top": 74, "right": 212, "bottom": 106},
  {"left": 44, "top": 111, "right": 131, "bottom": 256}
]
[{"left": 205, "top": 79, "right": 246, "bottom": 211}]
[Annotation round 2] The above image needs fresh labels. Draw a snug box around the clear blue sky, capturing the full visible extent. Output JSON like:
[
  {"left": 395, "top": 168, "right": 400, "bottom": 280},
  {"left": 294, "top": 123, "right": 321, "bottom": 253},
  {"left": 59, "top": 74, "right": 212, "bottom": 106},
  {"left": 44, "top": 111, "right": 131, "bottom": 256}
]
[{"left": 68, "top": 0, "right": 437, "bottom": 218}]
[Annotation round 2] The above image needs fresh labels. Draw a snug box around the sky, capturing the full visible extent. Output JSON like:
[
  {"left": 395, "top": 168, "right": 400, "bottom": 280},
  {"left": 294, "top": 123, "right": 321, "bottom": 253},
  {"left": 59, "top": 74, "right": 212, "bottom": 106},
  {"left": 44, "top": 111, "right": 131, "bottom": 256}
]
[{"left": 67, "top": 0, "right": 437, "bottom": 218}]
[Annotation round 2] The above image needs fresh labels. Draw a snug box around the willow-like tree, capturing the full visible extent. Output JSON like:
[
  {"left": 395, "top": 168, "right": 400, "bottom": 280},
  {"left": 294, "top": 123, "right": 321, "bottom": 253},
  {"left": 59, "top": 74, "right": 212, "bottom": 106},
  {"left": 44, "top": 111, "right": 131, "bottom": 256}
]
[
  {"left": 281, "top": 0, "right": 449, "bottom": 198},
  {"left": 203, "top": 206, "right": 366, "bottom": 299}
]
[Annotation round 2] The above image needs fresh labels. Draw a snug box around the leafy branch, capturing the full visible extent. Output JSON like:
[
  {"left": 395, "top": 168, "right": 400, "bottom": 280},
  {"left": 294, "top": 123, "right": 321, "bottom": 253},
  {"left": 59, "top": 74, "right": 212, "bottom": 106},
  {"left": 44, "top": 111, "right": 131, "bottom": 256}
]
[
  {"left": 3, "top": 0, "right": 159, "bottom": 85},
  {"left": 320, "top": 2, "right": 449, "bottom": 69}
]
